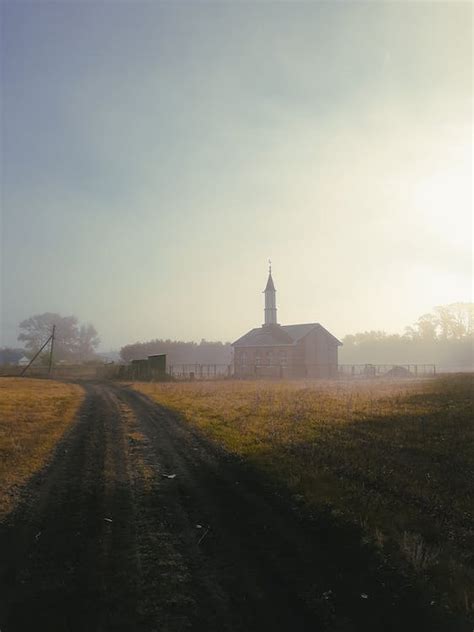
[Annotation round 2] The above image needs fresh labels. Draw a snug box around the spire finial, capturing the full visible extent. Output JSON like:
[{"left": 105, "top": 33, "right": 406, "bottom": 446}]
[{"left": 268, "top": 259, "right": 272, "bottom": 275}]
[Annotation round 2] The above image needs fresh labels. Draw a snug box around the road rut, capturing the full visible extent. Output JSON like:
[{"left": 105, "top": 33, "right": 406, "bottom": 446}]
[{"left": 0, "top": 382, "right": 466, "bottom": 631}]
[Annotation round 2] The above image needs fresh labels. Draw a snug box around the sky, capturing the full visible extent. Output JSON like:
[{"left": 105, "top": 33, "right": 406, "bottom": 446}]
[{"left": 1, "top": 1, "right": 472, "bottom": 350}]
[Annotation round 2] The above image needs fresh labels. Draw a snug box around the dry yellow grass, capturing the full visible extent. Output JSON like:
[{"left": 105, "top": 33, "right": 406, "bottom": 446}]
[
  {"left": 0, "top": 377, "right": 84, "bottom": 519},
  {"left": 133, "top": 375, "right": 474, "bottom": 614}
]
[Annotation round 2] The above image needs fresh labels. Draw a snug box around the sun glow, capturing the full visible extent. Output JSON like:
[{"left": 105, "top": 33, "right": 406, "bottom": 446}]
[{"left": 414, "top": 156, "right": 472, "bottom": 248}]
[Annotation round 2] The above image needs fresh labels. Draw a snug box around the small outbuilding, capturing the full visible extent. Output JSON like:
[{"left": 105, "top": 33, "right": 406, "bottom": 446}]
[{"left": 233, "top": 267, "right": 342, "bottom": 378}]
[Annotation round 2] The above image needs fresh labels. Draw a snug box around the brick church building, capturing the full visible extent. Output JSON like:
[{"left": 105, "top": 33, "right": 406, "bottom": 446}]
[{"left": 233, "top": 266, "right": 341, "bottom": 378}]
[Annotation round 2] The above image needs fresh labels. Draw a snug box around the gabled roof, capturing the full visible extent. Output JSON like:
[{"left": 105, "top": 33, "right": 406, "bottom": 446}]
[
  {"left": 282, "top": 323, "right": 318, "bottom": 342},
  {"left": 233, "top": 323, "right": 342, "bottom": 347},
  {"left": 233, "top": 324, "right": 293, "bottom": 347}
]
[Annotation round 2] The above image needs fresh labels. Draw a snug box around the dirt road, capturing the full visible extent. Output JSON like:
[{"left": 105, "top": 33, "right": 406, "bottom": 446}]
[{"left": 0, "top": 383, "right": 466, "bottom": 631}]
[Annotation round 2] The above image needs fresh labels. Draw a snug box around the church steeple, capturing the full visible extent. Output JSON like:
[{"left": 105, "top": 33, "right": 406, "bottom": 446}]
[{"left": 263, "top": 261, "right": 277, "bottom": 326}]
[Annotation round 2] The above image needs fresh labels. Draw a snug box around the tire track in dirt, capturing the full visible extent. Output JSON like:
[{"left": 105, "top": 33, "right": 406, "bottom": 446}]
[
  {"left": 0, "top": 382, "right": 469, "bottom": 632},
  {"left": 120, "top": 397, "right": 199, "bottom": 631},
  {"left": 116, "top": 384, "right": 467, "bottom": 632},
  {"left": 0, "top": 384, "right": 139, "bottom": 631}
]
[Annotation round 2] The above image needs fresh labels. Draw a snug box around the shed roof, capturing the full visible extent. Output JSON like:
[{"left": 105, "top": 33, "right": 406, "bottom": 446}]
[{"left": 233, "top": 323, "right": 342, "bottom": 347}]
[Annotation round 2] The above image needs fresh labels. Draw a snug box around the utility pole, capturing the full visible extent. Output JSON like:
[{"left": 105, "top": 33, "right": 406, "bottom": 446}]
[
  {"left": 48, "top": 325, "right": 56, "bottom": 374},
  {"left": 20, "top": 325, "right": 56, "bottom": 377}
]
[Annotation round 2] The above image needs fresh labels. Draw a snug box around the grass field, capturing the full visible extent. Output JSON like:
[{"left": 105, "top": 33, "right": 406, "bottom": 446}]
[
  {"left": 134, "top": 375, "right": 474, "bottom": 616},
  {"left": 0, "top": 377, "right": 84, "bottom": 519}
]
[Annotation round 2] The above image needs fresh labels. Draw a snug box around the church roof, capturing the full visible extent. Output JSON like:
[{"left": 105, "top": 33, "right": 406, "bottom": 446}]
[
  {"left": 233, "top": 323, "right": 342, "bottom": 347},
  {"left": 233, "top": 325, "right": 293, "bottom": 347},
  {"left": 264, "top": 273, "right": 276, "bottom": 292}
]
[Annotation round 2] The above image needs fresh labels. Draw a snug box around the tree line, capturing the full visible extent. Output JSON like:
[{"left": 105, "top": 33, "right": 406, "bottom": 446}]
[
  {"left": 339, "top": 303, "right": 473, "bottom": 368},
  {"left": 121, "top": 303, "right": 472, "bottom": 369},
  {"left": 120, "top": 339, "right": 232, "bottom": 366},
  {"left": 0, "top": 303, "right": 471, "bottom": 369}
]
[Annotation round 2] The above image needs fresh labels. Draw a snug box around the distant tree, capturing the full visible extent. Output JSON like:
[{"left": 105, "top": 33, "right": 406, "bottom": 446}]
[
  {"left": 403, "top": 303, "right": 473, "bottom": 341},
  {"left": 433, "top": 303, "right": 473, "bottom": 340},
  {"left": 340, "top": 303, "right": 473, "bottom": 369},
  {"left": 77, "top": 324, "right": 101, "bottom": 362},
  {"left": 415, "top": 313, "right": 438, "bottom": 340},
  {"left": 18, "top": 313, "right": 100, "bottom": 362}
]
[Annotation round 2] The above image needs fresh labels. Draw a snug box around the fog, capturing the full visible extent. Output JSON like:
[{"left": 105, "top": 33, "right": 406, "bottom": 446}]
[{"left": 1, "top": 2, "right": 471, "bottom": 351}]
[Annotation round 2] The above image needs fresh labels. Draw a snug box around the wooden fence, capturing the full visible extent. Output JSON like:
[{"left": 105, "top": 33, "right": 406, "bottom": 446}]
[
  {"left": 168, "top": 364, "right": 233, "bottom": 380},
  {"left": 0, "top": 362, "right": 437, "bottom": 382}
]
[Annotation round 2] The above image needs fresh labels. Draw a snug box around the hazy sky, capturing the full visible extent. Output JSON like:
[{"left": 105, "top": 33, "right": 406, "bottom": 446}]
[{"left": 1, "top": 1, "right": 472, "bottom": 350}]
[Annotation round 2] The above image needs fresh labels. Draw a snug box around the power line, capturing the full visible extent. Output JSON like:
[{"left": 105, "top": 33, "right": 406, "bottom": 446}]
[{"left": 20, "top": 326, "right": 56, "bottom": 377}]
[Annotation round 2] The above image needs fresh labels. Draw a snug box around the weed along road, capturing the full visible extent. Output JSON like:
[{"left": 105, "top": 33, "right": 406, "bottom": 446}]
[{"left": 0, "top": 382, "right": 466, "bottom": 632}]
